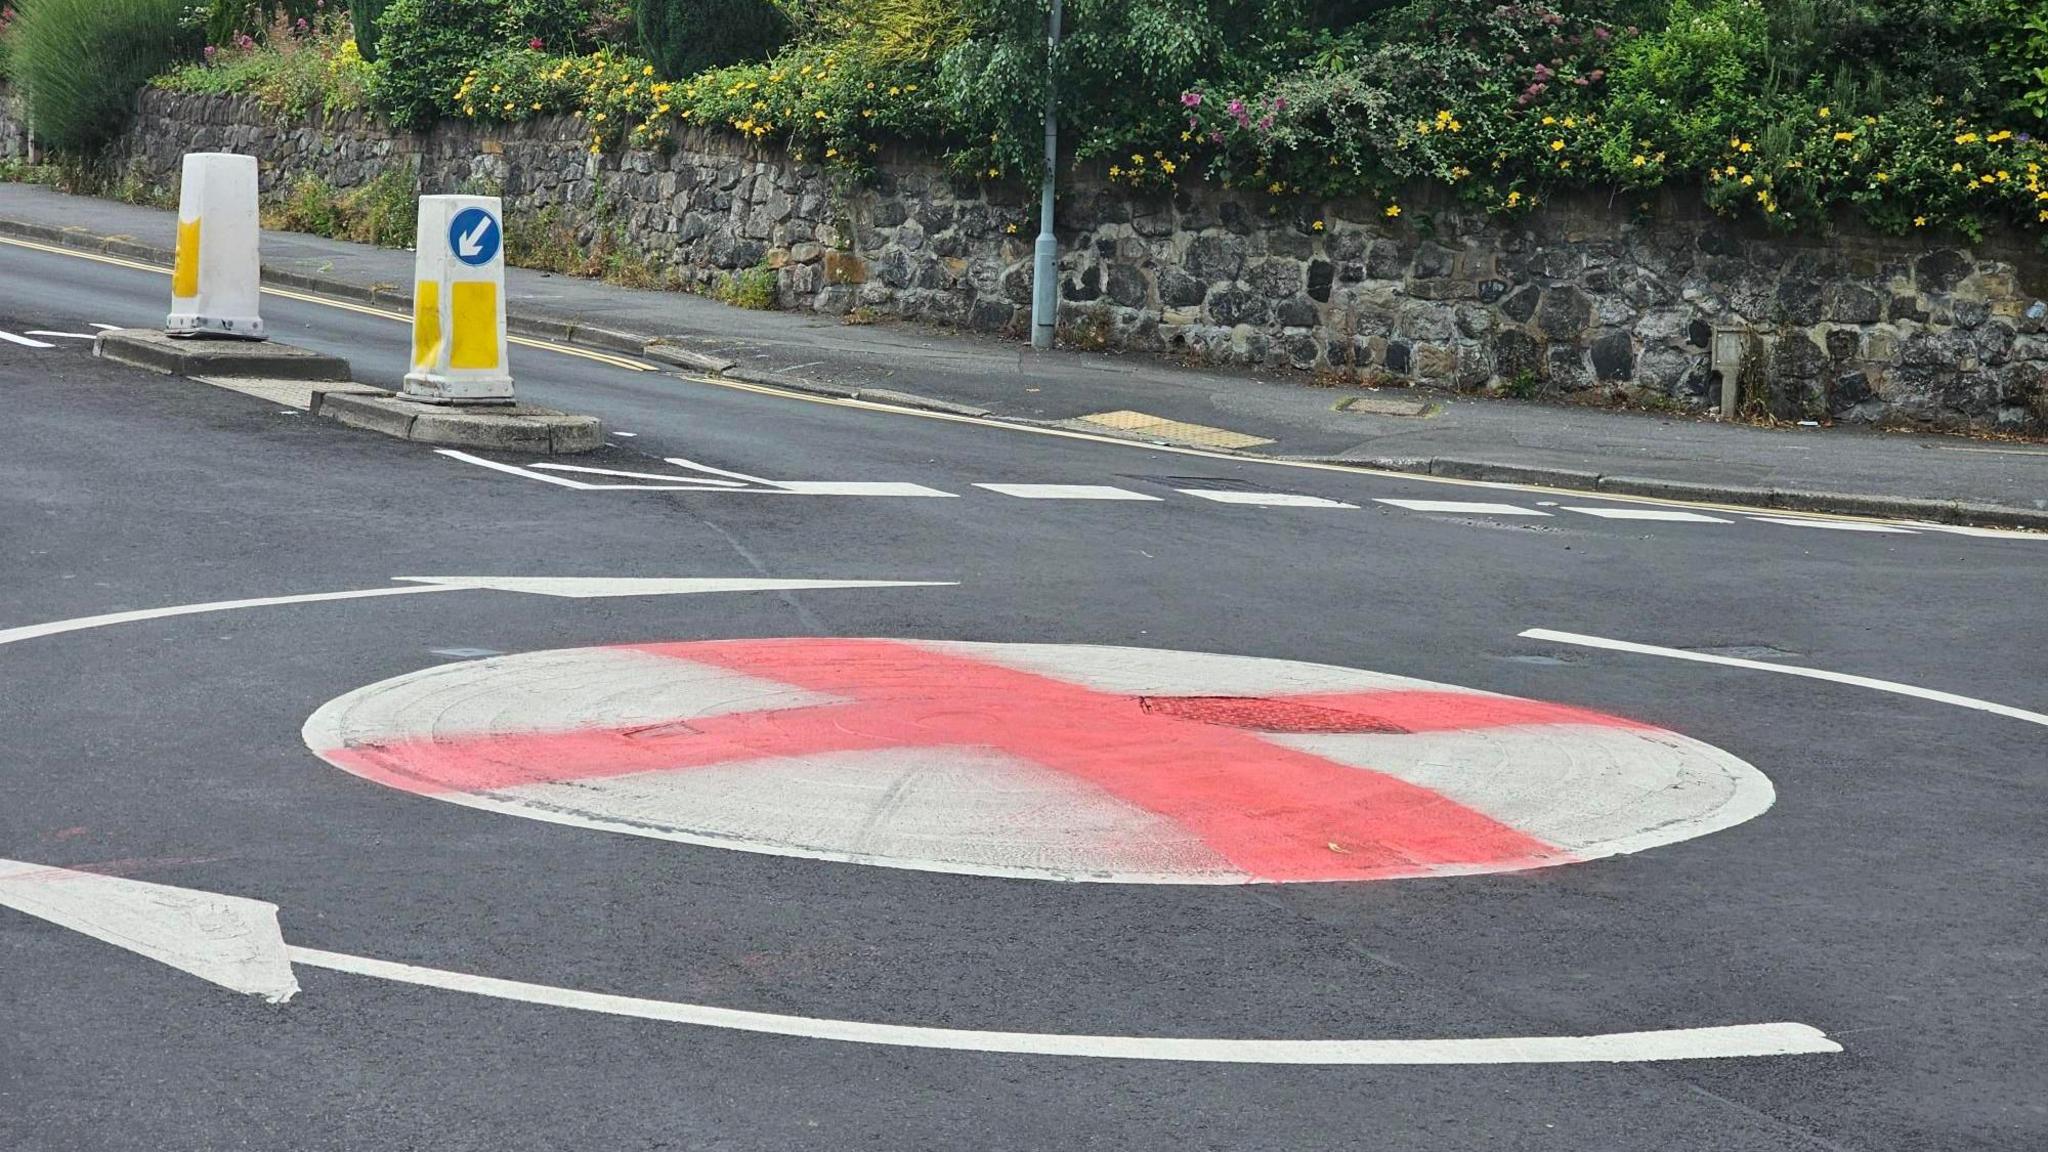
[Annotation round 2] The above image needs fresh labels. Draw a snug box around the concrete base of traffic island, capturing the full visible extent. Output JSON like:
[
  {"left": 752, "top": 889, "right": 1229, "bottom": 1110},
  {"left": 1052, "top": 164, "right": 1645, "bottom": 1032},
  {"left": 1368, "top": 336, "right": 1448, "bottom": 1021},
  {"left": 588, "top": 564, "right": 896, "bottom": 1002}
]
[
  {"left": 94, "top": 328, "right": 352, "bottom": 381},
  {"left": 312, "top": 391, "right": 603, "bottom": 455}
]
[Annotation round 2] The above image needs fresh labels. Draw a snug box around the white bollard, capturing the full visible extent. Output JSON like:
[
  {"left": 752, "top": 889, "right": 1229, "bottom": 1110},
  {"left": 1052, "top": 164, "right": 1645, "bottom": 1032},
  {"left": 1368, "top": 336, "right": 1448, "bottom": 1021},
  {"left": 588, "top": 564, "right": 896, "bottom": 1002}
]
[
  {"left": 166, "top": 153, "right": 264, "bottom": 340},
  {"left": 402, "top": 195, "right": 513, "bottom": 404}
]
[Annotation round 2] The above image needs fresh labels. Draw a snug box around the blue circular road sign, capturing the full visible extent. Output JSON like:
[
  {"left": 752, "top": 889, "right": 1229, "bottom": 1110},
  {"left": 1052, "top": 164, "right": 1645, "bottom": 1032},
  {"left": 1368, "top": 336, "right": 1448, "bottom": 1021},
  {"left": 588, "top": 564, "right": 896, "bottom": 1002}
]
[{"left": 449, "top": 207, "right": 502, "bottom": 268}]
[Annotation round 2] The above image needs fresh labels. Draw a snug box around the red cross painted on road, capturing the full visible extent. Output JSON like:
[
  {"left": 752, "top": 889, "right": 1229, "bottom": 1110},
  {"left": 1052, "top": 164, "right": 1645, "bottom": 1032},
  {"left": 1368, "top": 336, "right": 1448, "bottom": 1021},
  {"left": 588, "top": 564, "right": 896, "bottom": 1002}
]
[{"left": 325, "top": 639, "right": 1655, "bottom": 882}]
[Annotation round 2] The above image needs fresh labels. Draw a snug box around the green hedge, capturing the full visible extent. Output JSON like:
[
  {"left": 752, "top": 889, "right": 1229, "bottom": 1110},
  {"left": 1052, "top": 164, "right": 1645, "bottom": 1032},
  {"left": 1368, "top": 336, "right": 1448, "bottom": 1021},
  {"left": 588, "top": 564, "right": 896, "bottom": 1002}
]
[
  {"left": 14, "top": 0, "right": 197, "bottom": 151},
  {"left": 637, "top": 0, "right": 790, "bottom": 82}
]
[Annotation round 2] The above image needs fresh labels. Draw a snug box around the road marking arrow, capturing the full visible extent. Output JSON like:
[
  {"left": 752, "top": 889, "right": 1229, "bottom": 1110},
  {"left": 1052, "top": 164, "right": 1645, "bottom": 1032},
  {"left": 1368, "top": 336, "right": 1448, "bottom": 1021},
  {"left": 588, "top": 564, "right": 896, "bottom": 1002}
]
[
  {"left": 0, "top": 859, "right": 298, "bottom": 1003},
  {"left": 0, "top": 858, "right": 1839, "bottom": 1064},
  {"left": 0, "top": 577, "right": 955, "bottom": 650}
]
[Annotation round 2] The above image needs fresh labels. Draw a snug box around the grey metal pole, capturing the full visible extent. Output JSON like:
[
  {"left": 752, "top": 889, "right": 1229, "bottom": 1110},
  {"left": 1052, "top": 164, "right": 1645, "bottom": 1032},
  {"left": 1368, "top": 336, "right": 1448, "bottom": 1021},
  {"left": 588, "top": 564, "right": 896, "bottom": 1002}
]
[{"left": 1029, "top": 0, "right": 1063, "bottom": 351}]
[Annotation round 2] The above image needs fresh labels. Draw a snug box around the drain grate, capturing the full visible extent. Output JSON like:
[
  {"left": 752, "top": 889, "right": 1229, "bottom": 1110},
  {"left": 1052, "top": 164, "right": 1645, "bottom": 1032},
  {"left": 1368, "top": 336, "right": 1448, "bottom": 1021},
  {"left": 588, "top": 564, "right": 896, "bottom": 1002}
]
[{"left": 1139, "top": 696, "right": 1409, "bottom": 734}]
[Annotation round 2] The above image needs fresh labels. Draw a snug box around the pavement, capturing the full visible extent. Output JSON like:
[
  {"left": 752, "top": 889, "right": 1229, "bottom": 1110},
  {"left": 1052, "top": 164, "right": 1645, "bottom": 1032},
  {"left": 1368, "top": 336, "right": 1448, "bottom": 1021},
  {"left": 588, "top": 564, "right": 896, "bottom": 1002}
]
[
  {"left": 3, "top": 180, "right": 2045, "bottom": 527},
  {"left": 3, "top": 191, "right": 2047, "bottom": 1152}
]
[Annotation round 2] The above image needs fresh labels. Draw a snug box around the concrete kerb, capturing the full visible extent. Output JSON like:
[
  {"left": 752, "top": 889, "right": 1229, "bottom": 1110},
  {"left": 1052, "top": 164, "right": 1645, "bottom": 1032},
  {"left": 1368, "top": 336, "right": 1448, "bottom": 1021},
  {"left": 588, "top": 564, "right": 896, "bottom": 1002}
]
[
  {"left": 1335, "top": 455, "right": 2048, "bottom": 531},
  {"left": 96, "top": 328, "right": 353, "bottom": 381},
  {"left": 313, "top": 391, "right": 603, "bottom": 454},
  {"left": 7, "top": 214, "right": 2042, "bottom": 528}
]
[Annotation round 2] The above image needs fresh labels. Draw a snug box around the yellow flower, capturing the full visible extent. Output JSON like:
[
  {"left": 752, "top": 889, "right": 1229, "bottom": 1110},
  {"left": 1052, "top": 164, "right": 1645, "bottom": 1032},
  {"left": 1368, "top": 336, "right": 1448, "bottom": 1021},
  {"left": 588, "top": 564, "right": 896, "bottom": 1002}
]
[
  {"left": 814, "top": 110, "right": 826, "bottom": 120},
  {"left": 1914, "top": 216, "right": 1927, "bottom": 227},
  {"left": 824, "top": 147, "right": 837, "bottom": 158},
  {"left": 1951, "top": 162, "right": 1964, "bottom": 172},
  {"left": 1268, "top": 180, "right": 1284, "bottom": 194},
  {"left": 1160, "top": 159, "right": 1177, "bottom": 175},
  {"left": 1833, "top": 131, "right": 1855, "bottom": 142},
  {"left": 1385, "top": 204, "right": 1401, "bottom": 217},
  {"left": 1550, "top": 139, "right": 1565, "bottom": 151},
  {"left": 1724, "top": 165, "right": 1737, "bottom": 176},
  {"left": 1729, "top": 137, "right": 1742, "bottom": 148},
  {"left": 1562, "top": 116, "right": 1576, "bottom": 129},
  {"left": 1180, "top": 130, "right": 1192, "bottom": 142},
  {"left": 1311, "top": 219, "right": 1324, "bottom": 231},
  {"left": 1631, "top": 154, "right": 1647, "bottom": 168},
  {"left": 642, "top": 65, "right": 654, "bottom": 77},
  {"left": 1817, "top": 106, "right": 1830, "bottom": 119},
  {"left": 1955, "top": 132, "right": 1979, "bottom": 144},
  {"left": 1109, "top": 165, "right": 1121, "bottom": 178},
  {"left": 593, "top": 112, "right": 606, "bottom": 122},
  {"left": 1505, "top": 190, "right": 1522, "bottom": 207},
  {"left": 1542, "top": 116, "right": 1556, "bottom": 126},
  {"left": 1981, "top": 174, "right": 1996, "bottom": 184},
  {"left": 1415, "top": 121, "right": 1431, "bottom": 135},
  {"left": 1740, "top": 174, "right": 1754, "bottom": 186},
  {"left": 1738, "top": 142, "right": 1754, "bottom": 153},
  {"left": 1005, "top": 223, "right": 1019, "bottom": 234},
  {"left": 1131, "top": 153, "right": 1145, "bottom": 165},
  {"left": 531, "top": 102, "right": 542, "bottom": 111},
  {"left": 987, "top": 167, "right": 999, "bottom": 178},
  {"left": 1873, "top": 172, "right": 1889, "bottom": 182},
  {"left": 1996, "top": 170, "right": 2010, "bottom": 181}
]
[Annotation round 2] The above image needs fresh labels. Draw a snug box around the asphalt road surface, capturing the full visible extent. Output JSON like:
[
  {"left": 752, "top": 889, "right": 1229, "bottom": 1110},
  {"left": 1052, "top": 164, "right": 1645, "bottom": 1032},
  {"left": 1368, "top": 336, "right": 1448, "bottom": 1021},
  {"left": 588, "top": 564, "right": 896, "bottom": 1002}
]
[{"left": 2, "top": 237, "right": 2043, "bottom": 1151}]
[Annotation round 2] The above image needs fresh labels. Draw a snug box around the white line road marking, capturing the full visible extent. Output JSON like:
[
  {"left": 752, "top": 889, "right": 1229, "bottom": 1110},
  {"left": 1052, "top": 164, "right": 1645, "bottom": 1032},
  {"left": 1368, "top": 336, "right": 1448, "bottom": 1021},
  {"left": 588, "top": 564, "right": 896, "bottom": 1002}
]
[
  {"left": 1565, "top": 507, "right": 1733, "bottom": 523},
  {"left": 0, "top": 578, "right": 953, "bottom": 650},
  {"left": 1376, "top": 499, "right": 1552, "bottom": 516},
  {"left": 0, "top": 585, "right": 460, "bottom": 649},
  {"left": 437, "top": 449, "right": 597, "bottom": 488},
  {"left": 393, "top": 576, "right": 956, "bottom": 598},
  {"left": 1749, "top": 516, "right": 1916, "bottom": 534},
  {"left": 0, "top": 856, "right": 1838, "bottom": 1064},
  {"left": 528, "top": 462, "right": 750, "bottom": 487},
  {"left": 612, "top": 431, "right": 638, "bottom": 437},
  {"left": 1521, "top": 628, "right": 2048, "bottom": 729},
  {"left": 1181, "top": 490, "right": 1359, "bottom": 508},
  {"left": 974, "top": 484, "right": 1163, "bottom": 501},
  {"left": 24, "top": 330, "right": 98, "bottom": 340},
  {"left": 662, "top": 455, "right": 778, "bottom": 486},
  {"left": 0, "top": 330, "right": 56, "bottom": 348},
  {"left": 773, "top": 481, "right": 959, "bottom": 497},
  {"left": 284, "top": 945, "right": 1837, "bottom": 1064},
  {"left": 0, "top": 858, "right": 299, "bottom": 1003},
  {"left": 1920, "top": 524, "right": 2046, "bottom": 541}
]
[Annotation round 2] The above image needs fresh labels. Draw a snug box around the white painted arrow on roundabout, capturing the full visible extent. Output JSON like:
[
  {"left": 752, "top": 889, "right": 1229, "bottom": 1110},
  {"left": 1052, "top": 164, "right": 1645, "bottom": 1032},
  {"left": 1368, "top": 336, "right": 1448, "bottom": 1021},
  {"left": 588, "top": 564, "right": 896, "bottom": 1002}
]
[
  {"left": 0, "top": 574, "right": 1842, "bottom": 1065},
  {"left": 0, "top": 857, "right": 1839, "bottom": 1064}
]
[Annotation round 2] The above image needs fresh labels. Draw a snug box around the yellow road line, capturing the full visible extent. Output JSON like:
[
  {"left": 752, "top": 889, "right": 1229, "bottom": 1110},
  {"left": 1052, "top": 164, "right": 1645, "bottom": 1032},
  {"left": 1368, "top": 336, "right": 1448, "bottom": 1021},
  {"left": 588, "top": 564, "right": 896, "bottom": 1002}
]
[
  {"left": 0, "top": 232, "right": 1981, "bottom": 529},
  {"left": 0, "top": 235, "right": 651, "bottom": 372}
]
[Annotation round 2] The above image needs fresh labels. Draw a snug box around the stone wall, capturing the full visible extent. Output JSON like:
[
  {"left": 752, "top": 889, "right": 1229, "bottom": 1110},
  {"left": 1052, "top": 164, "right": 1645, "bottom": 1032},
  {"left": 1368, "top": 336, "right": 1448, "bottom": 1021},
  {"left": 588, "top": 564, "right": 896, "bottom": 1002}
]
[{"left": 11, "top": 87, "right": 2048, "bottom": 431}]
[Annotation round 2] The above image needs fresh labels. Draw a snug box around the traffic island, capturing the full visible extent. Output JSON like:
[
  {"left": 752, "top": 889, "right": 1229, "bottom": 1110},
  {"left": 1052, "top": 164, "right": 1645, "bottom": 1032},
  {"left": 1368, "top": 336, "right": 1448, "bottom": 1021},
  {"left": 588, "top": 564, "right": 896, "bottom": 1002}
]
[
  {"left": 312, "top": 391, "right": 604, "bottom": 455},
  {"left": 95, "top": 328, "right": 353, "bottom": 381}
]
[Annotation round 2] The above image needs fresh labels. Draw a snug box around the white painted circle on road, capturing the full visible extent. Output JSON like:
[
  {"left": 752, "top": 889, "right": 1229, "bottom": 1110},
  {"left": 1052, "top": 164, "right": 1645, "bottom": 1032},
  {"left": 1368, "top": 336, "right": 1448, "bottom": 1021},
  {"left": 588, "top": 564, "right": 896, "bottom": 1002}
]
[{"left": 303, "top": 640, "right": 1774, "bottom": 884}]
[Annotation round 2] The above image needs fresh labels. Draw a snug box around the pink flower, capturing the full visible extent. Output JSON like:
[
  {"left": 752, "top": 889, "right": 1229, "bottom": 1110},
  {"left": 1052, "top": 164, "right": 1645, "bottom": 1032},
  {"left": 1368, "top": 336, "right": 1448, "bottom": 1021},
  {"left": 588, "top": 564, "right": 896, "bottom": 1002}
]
[
  {"left": 296, "top": 17, "right": 309, "bottom": 32},
  {"left": 1593, "top": 26, "right": 1611, "bottom": 40},
  {"left": 1273, "top": 97, "right": 1287, "bottom": 111},
  {"left": 1208, "top": 130, "right": 1224, "bottom": 144},
  {"left": 203, "top": 44, "right": 217, "bottom": 60},
  {"left": 1257, "top": 115, "right": 1273, "bottom": 131},
  {"left": 529, "top": 37, "right": 545, "bottom": 51},
  {"left": 1180, "top": 91, "right": 1203, "bottom": 108}
]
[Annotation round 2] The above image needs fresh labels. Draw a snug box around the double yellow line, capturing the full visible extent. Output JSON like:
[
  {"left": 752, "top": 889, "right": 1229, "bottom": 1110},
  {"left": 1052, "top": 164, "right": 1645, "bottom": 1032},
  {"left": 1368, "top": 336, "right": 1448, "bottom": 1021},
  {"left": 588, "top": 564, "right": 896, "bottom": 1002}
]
[{"left": 0, "top": 234, "right": 651, "bottom": 373}]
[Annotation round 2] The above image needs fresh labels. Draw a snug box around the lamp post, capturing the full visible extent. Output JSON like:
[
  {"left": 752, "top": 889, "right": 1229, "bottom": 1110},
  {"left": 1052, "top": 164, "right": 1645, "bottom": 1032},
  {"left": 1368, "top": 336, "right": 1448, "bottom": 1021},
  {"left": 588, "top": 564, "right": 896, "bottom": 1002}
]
[{"left": 1029, "top": 0, "right": 1063, "bottom": 351}]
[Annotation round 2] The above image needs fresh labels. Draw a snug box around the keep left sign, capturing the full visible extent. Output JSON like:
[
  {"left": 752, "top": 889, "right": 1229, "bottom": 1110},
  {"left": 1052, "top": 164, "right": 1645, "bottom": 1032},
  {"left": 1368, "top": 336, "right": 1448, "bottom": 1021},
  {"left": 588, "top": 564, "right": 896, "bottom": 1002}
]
[{"left": 404, "top": 195, "right": 512, "bottom": 404}]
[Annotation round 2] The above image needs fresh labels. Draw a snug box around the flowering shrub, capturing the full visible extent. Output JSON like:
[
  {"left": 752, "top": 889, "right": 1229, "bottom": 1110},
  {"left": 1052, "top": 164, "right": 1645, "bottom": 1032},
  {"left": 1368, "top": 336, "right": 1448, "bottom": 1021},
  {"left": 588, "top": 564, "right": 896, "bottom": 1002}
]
[
  {"left": 159, "top": 9, "right": 369, "bottom": 119},
  {"left": 113, "top": 0, "right": 2048, "bottom": 243}
]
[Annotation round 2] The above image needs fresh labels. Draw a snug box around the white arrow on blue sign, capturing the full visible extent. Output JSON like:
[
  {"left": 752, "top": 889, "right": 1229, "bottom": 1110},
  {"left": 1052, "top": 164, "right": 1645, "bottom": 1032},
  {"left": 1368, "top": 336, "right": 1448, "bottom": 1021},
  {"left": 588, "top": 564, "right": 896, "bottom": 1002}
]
[{"left": 449, "top": 206, "right": 501, "bottom": 267}]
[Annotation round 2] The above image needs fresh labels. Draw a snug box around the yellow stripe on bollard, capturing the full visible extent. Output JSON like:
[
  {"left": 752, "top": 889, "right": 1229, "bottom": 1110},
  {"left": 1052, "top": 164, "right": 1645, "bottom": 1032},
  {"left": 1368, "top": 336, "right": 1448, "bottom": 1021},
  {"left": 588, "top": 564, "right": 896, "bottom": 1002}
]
[
  {"left": 412, "top": 280, "right": 442, "bottom": 372},
  {"left": 172, "top": 219, "right": 201, "bottom": 300},
  {"left": 449, "top": 281, "right": 500, "bottom": 371}
]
